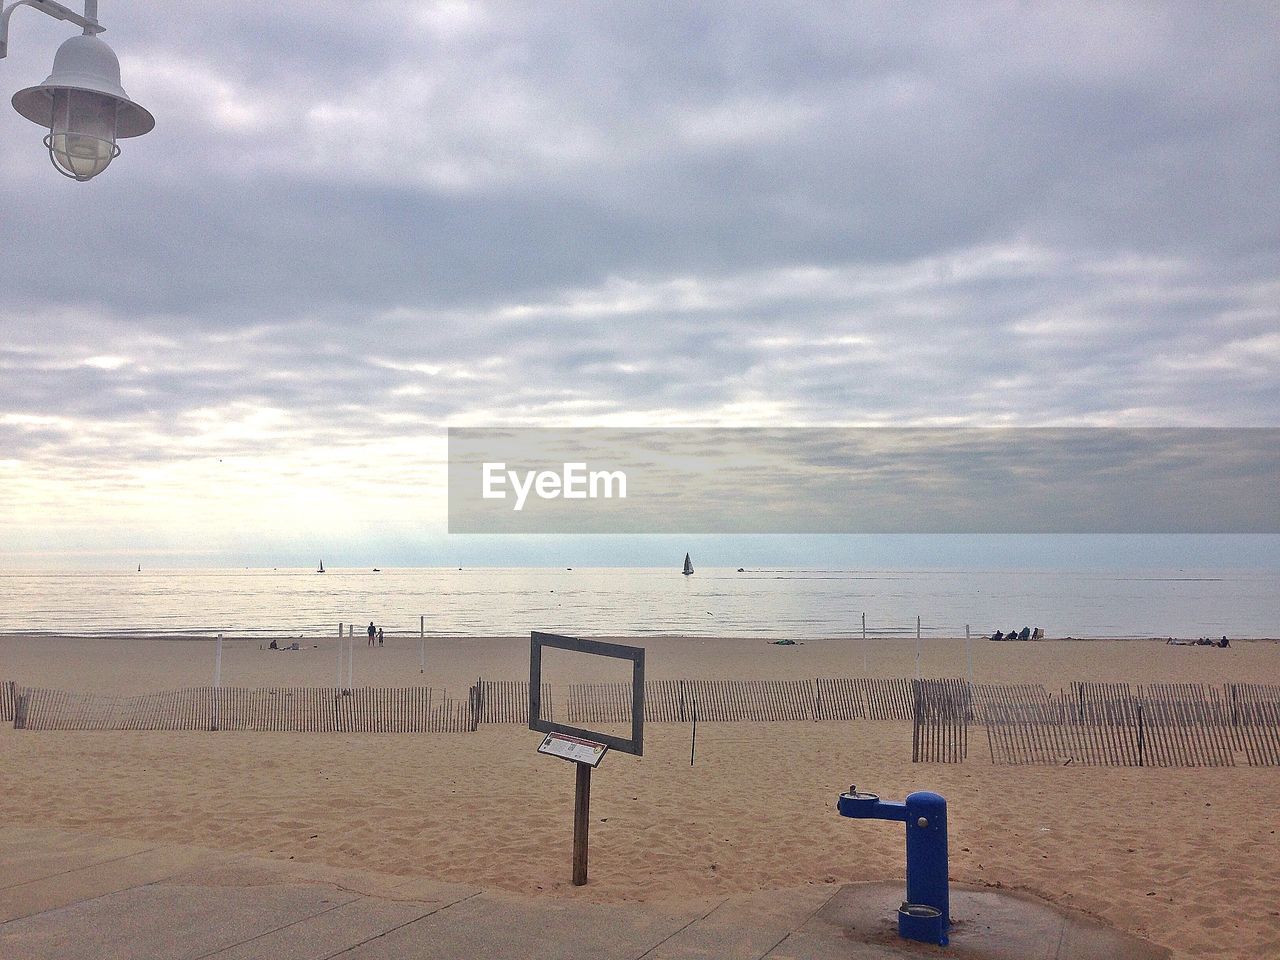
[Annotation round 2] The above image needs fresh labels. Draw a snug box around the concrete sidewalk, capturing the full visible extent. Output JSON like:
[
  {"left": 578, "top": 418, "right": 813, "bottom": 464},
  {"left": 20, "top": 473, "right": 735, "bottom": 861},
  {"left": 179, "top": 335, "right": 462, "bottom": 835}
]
[{"left": 0, "top": 826, "right": 1169, "bottom": 959}]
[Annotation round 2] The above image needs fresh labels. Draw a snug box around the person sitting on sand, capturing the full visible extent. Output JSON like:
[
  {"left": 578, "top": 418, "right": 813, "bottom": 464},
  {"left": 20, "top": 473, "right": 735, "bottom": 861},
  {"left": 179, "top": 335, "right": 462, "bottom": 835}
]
[
  {"left": 368, "top": 622, "right": 376, "bottom": 646},
  {"left": 268, "top": 638, "right": 278, "bottom": 650},
  {"left": 992, "top": 630, "right": 1004, "bottom": 641},
  {"left": 1220, "top": 636, "right": 1230, "bottom": 648}
]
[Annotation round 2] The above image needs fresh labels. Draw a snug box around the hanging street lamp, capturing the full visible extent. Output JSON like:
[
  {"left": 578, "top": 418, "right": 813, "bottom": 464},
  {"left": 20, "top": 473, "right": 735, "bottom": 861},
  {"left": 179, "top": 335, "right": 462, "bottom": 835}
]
[{"left": 2, "top": 1, "right": 153, "bottom": 180}]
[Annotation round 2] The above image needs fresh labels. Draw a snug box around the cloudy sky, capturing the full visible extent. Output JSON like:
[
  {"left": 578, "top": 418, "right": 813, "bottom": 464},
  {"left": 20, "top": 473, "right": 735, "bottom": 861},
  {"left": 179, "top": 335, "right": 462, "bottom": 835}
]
[{"left": 1, "top": 1, "right": 1277, "bottom": 567}]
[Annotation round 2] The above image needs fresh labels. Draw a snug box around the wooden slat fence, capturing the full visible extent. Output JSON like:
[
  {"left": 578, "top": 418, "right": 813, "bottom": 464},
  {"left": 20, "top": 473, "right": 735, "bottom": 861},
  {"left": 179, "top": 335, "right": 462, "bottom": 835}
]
[
  {"left": 859, "top": 678, "right": 916, "bottom": 720},
  {"left": 562, "top": 680, "right": 689, "bottom": 724},
  {"left": 566, "top": 679, "right": 816, "bottom": 724},
  {"left": 11, "top": 685, "right": 474, "bottom": 733},
  {"left": 985, "top": 687, "right": 1245, "bottom": 767},
  {"left": 8, "top": 677, "right": 1278, "bottom": 764},
  {"left": 984, "top": 698, "right": 1056, "bottom": 765},
  {"left": 911, "top": 679, "right": 968, "bottom": 762},
  {"left": 814, "top": 678, "right": 916, "bottom": 720},
  {"left": 985, "top": 696, "right": 1139, "bottom": 766},
  {"left": 1140, "top": 695, "right": 1231, "bottom": 768},
  {"left": 12, "top": 687, "right": 137, "bottom": 731},
  {"left": 1234, "top": 701, "right": 1280, "bottom": 766},
  {"left": 1080, "top": 698, "right": 1141, "bottom": 767},
  {"left": 971, "top": 683, "right": 1050, "bottom": 722},
  {"left": 342, "top": 687, "right": 473, "bottom": 733},
  {"left": 566, "top": 682, "right": 633, "bottom": 725},
  {"left": 1071, "top": 681, "right": 1136, "bottom": 716},
  {"left": 0, "top": 680, "right": 14, "bottom": 723},
  {"left": 475, "top": 680, "right": 550, "bottom": 724},
  {"left": 644, "top": 680, "right": 687, "bottom": 723},
  {"left": 1231, "top": 683, "right": 1280, "bottom": 705},
  {"left": 208, "top": 688, "right": 341, "bottom": 732},
  {"left": 813, "top": 678, "right": 865, "bottom": 720},
  {"left": 1229, "top": 685, "right": 1280, "bottom": 766},
  {"left": 1141, "top": 683, "right": 1215, "bottom": 724},
  {"left": 683, "top": 680, "right": 815, "bottom": 721}
]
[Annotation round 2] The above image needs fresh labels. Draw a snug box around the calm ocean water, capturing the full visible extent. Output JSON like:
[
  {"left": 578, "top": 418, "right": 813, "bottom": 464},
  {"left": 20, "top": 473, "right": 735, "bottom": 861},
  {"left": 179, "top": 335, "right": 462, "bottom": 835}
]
[{"left": 0, "top": 567, "right": 1276, "bottom": 639}]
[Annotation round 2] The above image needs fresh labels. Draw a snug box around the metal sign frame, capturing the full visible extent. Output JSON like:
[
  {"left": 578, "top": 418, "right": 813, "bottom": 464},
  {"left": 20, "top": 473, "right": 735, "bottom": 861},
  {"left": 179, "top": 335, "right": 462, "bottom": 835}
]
[{"left": 529, "top": 631, "right": 644, "bottom": 756}]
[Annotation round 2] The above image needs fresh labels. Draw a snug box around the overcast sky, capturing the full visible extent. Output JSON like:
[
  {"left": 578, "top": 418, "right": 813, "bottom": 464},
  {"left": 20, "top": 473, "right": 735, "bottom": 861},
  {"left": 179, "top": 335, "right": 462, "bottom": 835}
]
[{"left": 1, "top": 1, "right": 1277, "bottom": 567}]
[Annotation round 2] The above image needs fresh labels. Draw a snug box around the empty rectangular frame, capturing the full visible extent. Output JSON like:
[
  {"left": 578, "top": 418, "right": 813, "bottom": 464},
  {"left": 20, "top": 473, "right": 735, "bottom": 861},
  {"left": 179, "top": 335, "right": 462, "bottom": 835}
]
[{"left": 529, "top": 631, "right": 645, "bottom": 756}]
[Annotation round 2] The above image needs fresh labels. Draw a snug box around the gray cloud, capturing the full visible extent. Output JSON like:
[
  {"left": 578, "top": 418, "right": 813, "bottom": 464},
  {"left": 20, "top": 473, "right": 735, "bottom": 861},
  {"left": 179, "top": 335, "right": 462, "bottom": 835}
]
[{"left": 0, "top": 2, "right": 1277, "bottom": 555}]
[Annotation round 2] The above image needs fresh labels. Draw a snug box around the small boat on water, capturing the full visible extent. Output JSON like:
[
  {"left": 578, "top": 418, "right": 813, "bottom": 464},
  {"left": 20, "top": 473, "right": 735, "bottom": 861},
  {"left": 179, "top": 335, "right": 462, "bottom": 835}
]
[
  {"left": 682, "top": 553, "right": 694, "bottom": 576},
  {"left": 317, "top": 559, "right": 325, "bottom": 573}
]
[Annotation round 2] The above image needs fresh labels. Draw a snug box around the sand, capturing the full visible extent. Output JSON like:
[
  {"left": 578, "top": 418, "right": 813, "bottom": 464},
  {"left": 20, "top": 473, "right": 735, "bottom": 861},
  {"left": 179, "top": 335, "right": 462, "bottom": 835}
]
[{"left": 1, "top": 634, "right": 1277, "bottom": 960}]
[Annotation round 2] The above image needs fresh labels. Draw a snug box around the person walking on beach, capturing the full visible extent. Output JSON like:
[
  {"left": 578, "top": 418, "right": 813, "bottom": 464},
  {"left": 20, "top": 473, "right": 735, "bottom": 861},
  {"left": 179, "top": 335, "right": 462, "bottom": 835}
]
[
  {"left": 377, "top": 627, "right": 384, "bottom": 646},
  {"left": 367, "top": 621, "right": 376, "bottom": 646}
]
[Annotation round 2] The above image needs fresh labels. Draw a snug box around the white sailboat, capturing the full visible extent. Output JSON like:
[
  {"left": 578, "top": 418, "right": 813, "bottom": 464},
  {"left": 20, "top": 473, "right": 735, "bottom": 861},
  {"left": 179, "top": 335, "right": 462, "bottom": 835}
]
[{"left": 682, "top": 553, "right": 694, "bottom": 576}]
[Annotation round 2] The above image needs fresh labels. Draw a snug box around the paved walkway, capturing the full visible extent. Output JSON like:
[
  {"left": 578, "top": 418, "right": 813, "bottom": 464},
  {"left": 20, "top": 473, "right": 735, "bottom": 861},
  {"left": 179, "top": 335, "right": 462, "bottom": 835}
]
[{"left": 0, "top": 826, "right": 1169, "bottom": 959}]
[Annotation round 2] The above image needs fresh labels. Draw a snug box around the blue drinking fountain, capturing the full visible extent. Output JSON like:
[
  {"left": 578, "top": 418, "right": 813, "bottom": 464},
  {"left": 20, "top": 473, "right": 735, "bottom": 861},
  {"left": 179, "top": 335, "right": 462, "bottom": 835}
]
[{"left": 836, "top": 787, "right": 949, "bottom": 945}]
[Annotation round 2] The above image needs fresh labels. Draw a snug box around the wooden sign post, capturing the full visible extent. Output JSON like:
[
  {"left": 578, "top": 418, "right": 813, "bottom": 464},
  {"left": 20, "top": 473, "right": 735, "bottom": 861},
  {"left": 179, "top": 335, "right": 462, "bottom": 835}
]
[
  {"left": 529, "top": 631, "right": 644, "bottom": 887},
  {"left": 573, "top": 762, "right": 591, "bottom": 885},
  {"left": 537, "top": 732, "right": 608, "bottom": 885}
]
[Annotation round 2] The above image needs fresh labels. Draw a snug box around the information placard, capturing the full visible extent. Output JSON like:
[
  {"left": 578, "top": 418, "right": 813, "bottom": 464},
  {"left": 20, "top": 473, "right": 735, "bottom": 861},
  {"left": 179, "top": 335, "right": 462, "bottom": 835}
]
[{"left": 538, "top": 732, "right": 608, "bottom": 768}]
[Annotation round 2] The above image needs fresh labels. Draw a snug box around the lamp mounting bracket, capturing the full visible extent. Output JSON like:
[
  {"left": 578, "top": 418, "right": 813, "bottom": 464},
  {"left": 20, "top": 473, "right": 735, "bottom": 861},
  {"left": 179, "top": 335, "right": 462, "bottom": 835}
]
[{"left": 1, "top": 0, "right": 104, "bottom": 60}]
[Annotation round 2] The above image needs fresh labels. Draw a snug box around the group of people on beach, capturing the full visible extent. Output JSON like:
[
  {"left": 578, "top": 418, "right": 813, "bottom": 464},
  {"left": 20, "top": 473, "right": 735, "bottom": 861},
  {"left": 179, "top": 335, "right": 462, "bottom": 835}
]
[
  {"left": 268, "top": 624, "right": 385, "bottom": 648},
  {"left": 989, "top": 626, "right": 1043, "bottom": 641},
  {"left": 1167, "top": 636, "right": 1230, "bottom": 648}
]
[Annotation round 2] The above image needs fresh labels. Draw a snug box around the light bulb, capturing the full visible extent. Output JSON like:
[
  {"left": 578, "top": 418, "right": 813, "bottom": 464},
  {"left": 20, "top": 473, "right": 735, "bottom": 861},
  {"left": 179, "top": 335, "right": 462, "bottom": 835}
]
[{"left": 45, "top": 87, "right": 120, "bottom": 181}]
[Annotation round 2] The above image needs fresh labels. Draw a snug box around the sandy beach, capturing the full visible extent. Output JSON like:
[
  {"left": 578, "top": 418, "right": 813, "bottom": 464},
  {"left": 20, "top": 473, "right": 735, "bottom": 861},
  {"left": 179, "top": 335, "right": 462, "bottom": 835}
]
[{"left": 1, "top": 634, "right": 1277, "bottom": 960}]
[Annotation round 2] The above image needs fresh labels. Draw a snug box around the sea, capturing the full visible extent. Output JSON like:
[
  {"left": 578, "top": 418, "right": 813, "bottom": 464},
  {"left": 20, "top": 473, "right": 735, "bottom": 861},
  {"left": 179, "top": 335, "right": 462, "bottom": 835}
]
[{"left": 0, "top": 567, "right": 1276, "bottom": 639}]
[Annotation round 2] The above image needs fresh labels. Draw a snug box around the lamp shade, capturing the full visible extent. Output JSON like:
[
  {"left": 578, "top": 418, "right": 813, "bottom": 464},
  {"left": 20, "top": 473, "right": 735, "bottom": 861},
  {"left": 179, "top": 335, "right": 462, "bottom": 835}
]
[{"left": 12, "top": 33, "right": 154, "bottom": 138}]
